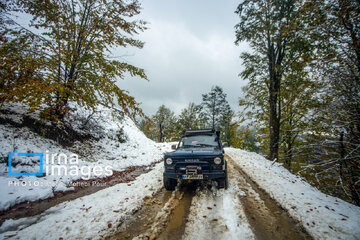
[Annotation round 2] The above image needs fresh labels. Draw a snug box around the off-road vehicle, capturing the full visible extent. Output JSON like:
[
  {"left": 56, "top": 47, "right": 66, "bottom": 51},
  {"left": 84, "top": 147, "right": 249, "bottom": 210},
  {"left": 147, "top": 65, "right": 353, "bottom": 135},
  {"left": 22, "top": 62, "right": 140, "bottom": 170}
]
[{"left": 163, "top": 129, "right": 228, "bottom": 190}]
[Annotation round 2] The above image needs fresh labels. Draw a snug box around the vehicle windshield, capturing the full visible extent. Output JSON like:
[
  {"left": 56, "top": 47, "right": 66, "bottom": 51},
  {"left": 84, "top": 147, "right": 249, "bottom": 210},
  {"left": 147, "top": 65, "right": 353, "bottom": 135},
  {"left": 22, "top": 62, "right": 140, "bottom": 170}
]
[{"left": 178, "top": 135, "right": 219, "bottom": 149}]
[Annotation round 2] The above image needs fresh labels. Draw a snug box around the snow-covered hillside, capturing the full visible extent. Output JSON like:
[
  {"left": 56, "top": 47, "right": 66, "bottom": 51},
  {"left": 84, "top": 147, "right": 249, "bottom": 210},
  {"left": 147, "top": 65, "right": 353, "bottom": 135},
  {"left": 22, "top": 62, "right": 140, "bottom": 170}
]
[{"left": 0, "top": 104, "right": 170, "bottom": 212}]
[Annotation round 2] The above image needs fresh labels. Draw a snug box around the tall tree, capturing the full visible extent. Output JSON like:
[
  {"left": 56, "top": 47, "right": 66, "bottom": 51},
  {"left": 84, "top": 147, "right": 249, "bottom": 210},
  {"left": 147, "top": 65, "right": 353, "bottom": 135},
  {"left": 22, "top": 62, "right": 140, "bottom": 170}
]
[
  {"left": 200, "top": 86, "right": 232, "bottom": 130},
  {"left": 235, "top": 0, "right": 313, "bottom": 161},
  {"left": 152, "top": 105, "right": 175, "bottom": 142},
  {"left": 1, "top": 0, "right": 147, "bottom": 121}
]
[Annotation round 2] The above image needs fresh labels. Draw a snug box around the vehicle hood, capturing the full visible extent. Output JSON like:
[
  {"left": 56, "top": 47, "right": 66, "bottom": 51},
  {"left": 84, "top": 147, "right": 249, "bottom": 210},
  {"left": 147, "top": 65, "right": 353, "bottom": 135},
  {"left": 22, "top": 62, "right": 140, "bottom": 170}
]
[{"left": 165, "top": 147, "right": 223, "bottom": 158}]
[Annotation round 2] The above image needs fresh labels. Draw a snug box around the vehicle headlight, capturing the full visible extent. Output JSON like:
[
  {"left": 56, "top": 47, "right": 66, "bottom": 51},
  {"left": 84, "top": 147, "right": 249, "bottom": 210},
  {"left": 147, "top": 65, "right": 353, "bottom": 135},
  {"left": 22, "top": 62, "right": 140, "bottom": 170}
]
[
  {"left": 214, "top": 157, "right": 221, "bottom": 165},
  {"left": 166, "top": 158, "right": 173, "bottom": 165}
]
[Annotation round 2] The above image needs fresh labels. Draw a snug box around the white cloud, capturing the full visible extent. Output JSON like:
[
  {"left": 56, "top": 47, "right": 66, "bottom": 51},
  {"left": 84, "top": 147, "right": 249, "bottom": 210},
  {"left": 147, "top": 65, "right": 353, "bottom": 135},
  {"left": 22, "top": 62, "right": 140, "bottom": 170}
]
[{"left": 115, "top": 2, "right": 250, "bottom": 116}]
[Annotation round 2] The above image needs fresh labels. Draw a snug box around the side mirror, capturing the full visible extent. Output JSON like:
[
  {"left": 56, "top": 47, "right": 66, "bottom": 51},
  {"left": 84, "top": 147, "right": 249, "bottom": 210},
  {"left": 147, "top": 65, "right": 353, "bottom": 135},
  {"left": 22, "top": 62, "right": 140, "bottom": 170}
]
[
  {"left": 171, "top": 144, "right": 177, "bottom": 150},
  {"left": 222, "top": 142, "right": 229, "bottom": 148}
]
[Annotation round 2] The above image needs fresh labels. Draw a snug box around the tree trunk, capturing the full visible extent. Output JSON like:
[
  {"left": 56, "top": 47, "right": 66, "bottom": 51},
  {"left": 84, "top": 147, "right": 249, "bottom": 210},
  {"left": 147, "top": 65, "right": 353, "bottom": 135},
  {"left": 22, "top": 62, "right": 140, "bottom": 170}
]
[
  {"left": 269, "top": 92, "right": 280, "bottom": 161},
  {"left": 268, "top": 43, "right": 281, "bottom": 161}
]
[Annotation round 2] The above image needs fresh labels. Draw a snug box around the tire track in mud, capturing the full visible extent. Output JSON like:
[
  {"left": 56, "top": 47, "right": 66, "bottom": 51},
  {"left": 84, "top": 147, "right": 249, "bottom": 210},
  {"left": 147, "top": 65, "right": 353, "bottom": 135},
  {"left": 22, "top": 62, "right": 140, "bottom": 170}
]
[
  {"left": 106, "top": 184, "right": 196, "bottom": 240},
  {"left": 226, "top": 154, "right": 312, "bottom": 240},
  {"left": 108, "top": 154, "right": 313, "bottom": 240}
]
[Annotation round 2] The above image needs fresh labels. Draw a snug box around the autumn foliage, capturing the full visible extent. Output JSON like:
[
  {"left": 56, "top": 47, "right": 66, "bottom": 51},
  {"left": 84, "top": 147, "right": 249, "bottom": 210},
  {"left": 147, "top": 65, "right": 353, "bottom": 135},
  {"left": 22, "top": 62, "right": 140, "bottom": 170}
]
[{"left": 0, "top": 0, "right": 147, "bottom": 121}]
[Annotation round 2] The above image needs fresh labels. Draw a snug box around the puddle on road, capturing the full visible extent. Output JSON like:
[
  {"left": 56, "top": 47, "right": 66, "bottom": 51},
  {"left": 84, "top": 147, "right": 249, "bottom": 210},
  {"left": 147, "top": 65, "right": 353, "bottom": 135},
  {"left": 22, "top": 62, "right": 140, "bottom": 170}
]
[{"left": 226, "top": 155, "right": 312, "bottom": 240}]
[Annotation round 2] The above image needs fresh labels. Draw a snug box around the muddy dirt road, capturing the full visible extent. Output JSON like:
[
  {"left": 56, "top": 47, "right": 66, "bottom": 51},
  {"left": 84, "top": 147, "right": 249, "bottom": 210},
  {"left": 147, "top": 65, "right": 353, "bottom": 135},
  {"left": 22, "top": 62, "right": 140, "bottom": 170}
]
[{"left": 106, "top": 155, "right": 312, "bottom": 240}]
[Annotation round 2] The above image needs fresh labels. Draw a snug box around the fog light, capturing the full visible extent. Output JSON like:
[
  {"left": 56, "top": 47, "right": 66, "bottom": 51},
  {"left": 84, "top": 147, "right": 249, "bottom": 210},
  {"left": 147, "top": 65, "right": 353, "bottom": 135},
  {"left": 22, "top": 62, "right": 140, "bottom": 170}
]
[
  {"left": 166, "top": 158, "right": 173, "bottom": 165},
  {"left": 214, "top": 157, "right": 221, "bottom": 164}
]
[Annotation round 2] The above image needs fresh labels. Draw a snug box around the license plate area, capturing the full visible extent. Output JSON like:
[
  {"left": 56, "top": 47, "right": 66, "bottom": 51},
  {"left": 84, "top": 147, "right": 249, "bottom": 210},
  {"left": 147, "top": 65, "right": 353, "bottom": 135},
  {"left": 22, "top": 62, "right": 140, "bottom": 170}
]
[{"left": 182, "top": 174, "right": 203, "bottom": 180}]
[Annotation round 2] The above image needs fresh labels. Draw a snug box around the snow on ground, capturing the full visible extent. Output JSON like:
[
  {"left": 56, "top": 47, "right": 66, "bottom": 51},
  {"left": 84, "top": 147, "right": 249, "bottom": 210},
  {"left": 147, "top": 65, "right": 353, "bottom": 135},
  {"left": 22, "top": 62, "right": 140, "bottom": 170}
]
[
  {"left": 183, "top": 179, "right": 254, "bottom": 239},
  {"left": 0, "top": 162, "right": 165, "bottom": 239},
  {"left": 0, "top": 104, "right": 170, "bottom": 211},
  {"left": 226, "top": 148, "right": 360, "bottom": 240}
]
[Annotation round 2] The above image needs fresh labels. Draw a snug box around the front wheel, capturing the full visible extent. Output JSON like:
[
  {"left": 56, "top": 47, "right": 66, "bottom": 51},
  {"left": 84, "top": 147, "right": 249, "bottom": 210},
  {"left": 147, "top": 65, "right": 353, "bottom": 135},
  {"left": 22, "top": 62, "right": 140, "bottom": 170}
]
[
  {"left": 164, "top": 176, "right": 177, "bottom": 191},
  {"left": 217, "top": 176, "right": 228, "bottom": 189},
  {"left": 217, "top": 161, "right": 228, "bottom": 189}
]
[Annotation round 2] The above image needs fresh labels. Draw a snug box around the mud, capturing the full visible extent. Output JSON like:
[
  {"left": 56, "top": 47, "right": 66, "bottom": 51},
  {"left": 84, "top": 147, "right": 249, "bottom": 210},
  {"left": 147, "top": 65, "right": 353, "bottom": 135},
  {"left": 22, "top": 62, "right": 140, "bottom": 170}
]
[
  {"left": 226, "top": 155, "right": 312, "bottom": 240},
  {"left": 158, "top": 184, "right": 196, "bottom": 240},
  {"left": 105, "top": 188, "right": 172, "bottom": 240},
  {"left": 106, "top": 183, "right": 196, "bottom": 240},
  {"left": 107, "top": 156, "right": 313, "bottom": 240}
]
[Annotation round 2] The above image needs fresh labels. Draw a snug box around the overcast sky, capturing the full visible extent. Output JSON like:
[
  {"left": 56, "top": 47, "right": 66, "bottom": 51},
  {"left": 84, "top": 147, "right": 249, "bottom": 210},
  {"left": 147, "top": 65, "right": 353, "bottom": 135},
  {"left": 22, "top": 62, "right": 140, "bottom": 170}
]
[{"left": 118, "top": 0, "right": 250, "bottom": 116}]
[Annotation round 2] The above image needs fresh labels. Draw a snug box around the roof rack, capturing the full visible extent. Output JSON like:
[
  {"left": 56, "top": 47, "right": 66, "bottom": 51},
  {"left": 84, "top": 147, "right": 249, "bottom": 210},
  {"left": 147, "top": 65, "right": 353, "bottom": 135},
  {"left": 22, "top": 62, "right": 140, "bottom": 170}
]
[
  {"left": 183, "top": 128, "right": 214, "bottom": 134},
  {"left": 182, "top": 129, "right": 220, "bottom": 137}
]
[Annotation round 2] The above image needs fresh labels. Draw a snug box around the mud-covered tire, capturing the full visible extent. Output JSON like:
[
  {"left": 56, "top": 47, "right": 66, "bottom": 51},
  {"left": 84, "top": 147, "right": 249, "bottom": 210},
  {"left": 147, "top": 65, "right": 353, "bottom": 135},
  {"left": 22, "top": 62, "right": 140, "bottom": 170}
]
[
  {"left": 217, "top": 177, "right": 227, "bottom": 189},
  {"left": 224, "top": 173, "right": 228, "bottom": 189},
  {"left": 217, "top": 161, "right": 228, "bottom": 189},
  {"left": 164, "top": 176, "right": 177, "bottom": 191}
]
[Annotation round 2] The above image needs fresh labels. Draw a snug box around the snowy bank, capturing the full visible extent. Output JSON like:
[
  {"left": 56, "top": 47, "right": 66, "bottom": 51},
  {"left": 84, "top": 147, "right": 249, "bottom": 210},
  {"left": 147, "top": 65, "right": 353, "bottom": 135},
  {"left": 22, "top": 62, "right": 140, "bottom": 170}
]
[
  {"left": 0, "top": 162, "right": 165, "bottom": 239},
  {"left": 226, "top": 148, "right": 360, "bottom": 240},
  {"left": 0, "top": 104, "right": 170, "bottom": 211}
]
